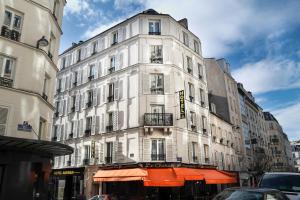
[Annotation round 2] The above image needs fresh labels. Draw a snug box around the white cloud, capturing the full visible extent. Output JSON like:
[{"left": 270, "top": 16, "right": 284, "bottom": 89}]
[
  {"left": 84, "top": 19, "right": 122, "bottom": 38},
  {"left": 64, "top": 0, "right": 97, "bottom": 17},
  {"left": 272, "top": 102, "right": 300, "bottom": 141},
  {"left": 142, "top": 0, "right": 300, "bottom": 57},
  {"left": 114, "top": 0, "right": 146, "bottom": 10},
  {"left": 232, "top": 58, "right": 300, "bottom": 94}
]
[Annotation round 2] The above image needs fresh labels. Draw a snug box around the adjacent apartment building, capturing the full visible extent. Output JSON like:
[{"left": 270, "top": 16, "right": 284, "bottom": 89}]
[
  {"left": 51, "top": 9, "right": 238, "bottom": 199},
  {"left": 0, "top": 1, "right": 72, "bottom": 200},
  {"left": 291, "top": 140, "right": 300, "bottom": 172}
]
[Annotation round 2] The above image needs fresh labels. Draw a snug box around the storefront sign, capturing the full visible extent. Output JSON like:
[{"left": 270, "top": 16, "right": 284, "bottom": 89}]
[
  {"left": 53, "top": 170, "right": 82, "bottom": 176},
  {"left": 179, "top": 90, "right": 185, "bottom": 119},
  {"left": 17, "top": 121, "right": 32, "bottom": 132},
  {"left": 91, "top": 140, "right": 95, "bottom": 158}
]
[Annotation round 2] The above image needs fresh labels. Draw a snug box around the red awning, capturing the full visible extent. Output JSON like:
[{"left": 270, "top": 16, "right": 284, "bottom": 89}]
[
  {"left": 173, "top": 168, "right": 204, "bottom": 181},
  {"left": 93, "top": 168, "right": 147, "bottom": 182},
  {"left": 199, "top": 169, "right": 237, "bottom": 184},
  {"left": 143, "top": 168, "right": 184, "bottom": 187}
]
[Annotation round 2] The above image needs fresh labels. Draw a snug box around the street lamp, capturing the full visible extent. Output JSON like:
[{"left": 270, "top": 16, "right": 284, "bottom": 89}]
[{"left": 36, "top": 36, "right": 49, "bottom": 48}]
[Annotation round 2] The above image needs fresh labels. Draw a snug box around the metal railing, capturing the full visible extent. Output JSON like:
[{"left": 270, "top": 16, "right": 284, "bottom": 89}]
[
  {"left": 105, "top": 156, "right": 112, "bottom": 164},
  {"left": 144, "top": 113, "right": 173, "bottom": 126},
  {"left": 0, "top": 77, "right": 13, "bottom": 88},
  {"left": 1, "top": 26, "right": 20, "bottom": 41},
  {"left": 106, "top": 125, "right": 113, "bottom": 132},
  {"left": 149, "top": 31, "right": 161, "bottom": 35},
  {"left": 151, "top": 154, "right": 166, "bottom": 161}
]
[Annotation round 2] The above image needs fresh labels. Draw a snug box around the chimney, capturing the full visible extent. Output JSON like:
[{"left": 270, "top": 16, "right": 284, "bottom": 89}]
[{"left": 178, "top": 18, "right": 188, "bottom": 29}]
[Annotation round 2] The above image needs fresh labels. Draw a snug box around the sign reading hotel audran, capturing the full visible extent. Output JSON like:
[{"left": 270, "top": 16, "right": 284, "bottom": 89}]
[{"left": 179, "top": 90, "right": 185, "bottom": 119}]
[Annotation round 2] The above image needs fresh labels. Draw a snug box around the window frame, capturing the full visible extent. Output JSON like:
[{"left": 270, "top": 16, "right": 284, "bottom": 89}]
[
  {"left": 150, "top": 73, "right": 164, "bottom": 94},
  {"left": 148, "top": 20, "right": 161, "bottom": 35},
  {"left": 150, "top": 45, "right": 163, "bottom": 64},
  {"left": 151, "top": 138, "right": 165, "bottom": 161}
]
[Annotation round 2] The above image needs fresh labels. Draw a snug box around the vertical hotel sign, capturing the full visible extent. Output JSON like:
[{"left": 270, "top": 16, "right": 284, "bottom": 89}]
[{"left": 179, "top": 90, "right": 185, "bottom": 119}]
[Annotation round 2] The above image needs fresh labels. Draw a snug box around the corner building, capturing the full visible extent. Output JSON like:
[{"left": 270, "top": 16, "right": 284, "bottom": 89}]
[
  {"left": 52, "top": 9, "right": 237, "bottom": 199},
  {"left": 0, "top": 1, "right": 72, "bottom": 200}
]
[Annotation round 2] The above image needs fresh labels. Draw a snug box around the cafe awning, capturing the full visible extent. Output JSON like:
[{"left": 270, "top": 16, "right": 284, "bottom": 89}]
[
  {"left": 143, "top": 168, "right": 184, "bottom": 187},
  {"left": 200, "top": 169, "right": 237, "bottom": 184},
  {"left": 93, "top": 167, "right": 237, "bottom": 186},
  {"left": 93, "top": 168, "right": 148, "bottom": 182}
]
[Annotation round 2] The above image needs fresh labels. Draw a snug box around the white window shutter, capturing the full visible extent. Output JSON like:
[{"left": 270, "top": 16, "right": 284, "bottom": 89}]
[
  {"left": 118, "top": 53, "right": 123, "bottom": 69},
  {"left": 71, "top": 151, "right": 75, "bottom": 166},
  {"left": 164, "top": 74, "right": 170, "bottom": 94},
  {"left": 63, "top": 99, "right": 67, "bottom": 115},
  {"left": 102, "top": 85, "right": 106, "bottom": 103},
  {"left": 77, "top": 70, "right": 82, "bottom": 85},
  {"left": 112, "top": 111, "right": 118, "bottom": 131},
  {"left": 188, "top": 142, "right": 193, "bottom": 162},
  {"left": 185, "top": 82, "right": 189, "bottom": 99},
  {"left": 98, "top": 62, "right": 102, "bottom": 77},
  {"left": 57, "top": 125, "right": 61, "bottom": 142},
  {"left": 99, "top": 143, "right": 104, "bottom": 163},
  {"left": 82, "top": 68, "right": 87, "bottom": 83},
  {"left": 97, "top": 87, "right": 101, "bottom": 105},
  {"left": 75, "top": 94, "right": 80, "bottom": 111},
  {"left": 143, "top": 138, "right": 151, "bottom": 162},
  {"left": 67, "top": 97, "right": 72, "bottom": 114},
  {"left": 70, "top": 73, "right": 74, "bottom": 88},
  {"left": 79, "top": 119, "right": 83, "bottom": 137},
  {"left": 65, "top": 76, "right": 69, "bottom": 90},
  {"left": 0, "top": 107, "right": 8, "bottom": 135},
  {"left": 114, "top": 81, "right": 119, "bottom": 101},
  {"left": 112, "top": 141, "right": 118, "bottom": 163},
  {"left": 101, "top": 113, "right": 105, "bottom": 133},
  {"left": 80, "top": 94, "right": 84, "bottom": 110},
  {"left": 95, "top": 116, "right": 100, "bottom": 134},
  {"left": 166, "top": 139, "right": 173, "bottom": 162},
  {"left": 60, "top": 125, "right": 64, "bottom": 141},
  {"left": 91, "top": 116, "right": 96, "bottom": 135},
  {"left": 187, "top": 111, "right": 191, "bottom": 130},
  {"left": 61, "top": 77, "right": 65, "bottom": 92},
  {"left": 59, "top": 100, "right": 63, "bottom": 116},
  {"left": 94, "top": 63, "right": 98, "bottom": 79},
  {"left": 118, "top": 80, "right": 123, "bottom": 100},
  {"left": 73, "top": 120, "right": 78, "bottom": 138},
  {"left": 65, "top": 123, "right": 68, "bottom": 140},
  {"left": 93, "top": 88, "right": 97, "bottom": 106},
  {"left": 143, "top": 73, "right": 150, "bottom": 94}
]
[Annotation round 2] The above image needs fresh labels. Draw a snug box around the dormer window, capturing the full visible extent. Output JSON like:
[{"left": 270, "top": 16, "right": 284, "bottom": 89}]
[
  {"left": 112, "top": 31, "right": 118, "bottom": 45},
  {"left": 149, "top": 20, "right": 160, "bottom": 35},
  {"left": 194, "top": 40, "right": 199, "bottom": 54},
  {"left": 183, "top": 32, "right": 189, "bottom": 46}
]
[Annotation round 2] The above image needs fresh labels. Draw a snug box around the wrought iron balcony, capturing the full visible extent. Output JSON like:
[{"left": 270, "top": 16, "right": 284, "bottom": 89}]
[
  {"left": 108, "top": 67, "right": 115, "bottom": 74},
  {"left": 84, "top": 129, "right": 91, "bottom": 137},
  {"left": 144, "top": 113, "right": 173, "bottom": 126},
  {"left": 106, "top": 125, "right": 113, "bottom": 132},
  {"left": 56, "top": 88, "right": 61, "bottom": 93},
  {"left": 83, "top": 158, "right": 89, "bottom": 165},
  {"left": 150, "top": 56, "right": 163, "bottom": 64},
  {"left": 105, "top": 156, "right": 112, "bottom": 164},
  {"left": 191, "top": 124, "right": 197, "bottom": 131},
  {"left": 151, "top": 154, "right": 165, "bottom": 161},
  {"left": 271, "top": 138, "right": 279, "bottom": 144},
  {"left": 1, "top": 26, "right": 20, "bottom": 41},
  {"left": 88, "top": 75, "right": 94, "bottom": 81},
  {"left": 149, "top": 31, "right": 161, "bottom": 35},
  {"left": 86, "top": 101, "right": 92, "bottom": 108},
  {"left": 107, "top": 95, "right": 114, "bottom": 102},
  {"left": 150, "top": 87, "right": 164, "bottom": 94},
  {"left": 0, "top": 77, "right": 13, "bottom": 88},
  {"left": 189, "top": 96, "right": 194, "bottom": 102}
]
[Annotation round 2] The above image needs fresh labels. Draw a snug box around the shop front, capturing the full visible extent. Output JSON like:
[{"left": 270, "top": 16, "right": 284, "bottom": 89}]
[
  {"left": 49, "top": 168, "right": 85, "bottom": 200},
  {"left": 93, "top": 167, "right": 238, "bottom": 199}
]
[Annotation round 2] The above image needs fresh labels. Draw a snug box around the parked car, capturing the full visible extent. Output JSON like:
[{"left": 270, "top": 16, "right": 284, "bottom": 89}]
[
  {"left": 89, "top": 194, "right": 111, "bottom": 200},
  {"left": 258, "top": 172, "right": 300, "bottom": 200},
  {"left": 213, "top": 187, "right": 288, "bottom": 200}
]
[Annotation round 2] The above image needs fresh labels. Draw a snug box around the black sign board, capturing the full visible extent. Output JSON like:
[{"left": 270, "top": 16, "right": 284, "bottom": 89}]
[{"left": 179, "top": 90, "right": 185, "bottom": 119}]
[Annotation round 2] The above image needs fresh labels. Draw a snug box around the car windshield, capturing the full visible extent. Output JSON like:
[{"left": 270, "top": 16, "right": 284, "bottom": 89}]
[
  {"left": 213, "top": 190, "right": 264, "bottom": 200},
  {"left": 260, "top": 174, "right": 300, "bottom": 193}
]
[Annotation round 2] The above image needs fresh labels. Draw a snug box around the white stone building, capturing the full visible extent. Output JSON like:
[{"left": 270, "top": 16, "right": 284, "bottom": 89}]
[
  {"left": 53, "top": 9, "right": 225, "bottom": 198},
  {"left": 0, "top": 1, "right": 71, "bottom": 200},
  {"left": 291, "top": 140, "right": 300, "bottom": 172}
]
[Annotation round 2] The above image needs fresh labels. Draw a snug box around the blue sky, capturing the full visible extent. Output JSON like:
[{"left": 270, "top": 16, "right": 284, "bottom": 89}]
[{"left": 61, "top": 0, "right": 300, "bottom": 141}]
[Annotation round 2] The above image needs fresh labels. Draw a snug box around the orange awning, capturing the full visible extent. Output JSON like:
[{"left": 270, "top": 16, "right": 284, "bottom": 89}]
[
  {"left": 143, "top": 168, "right": 184, "bottom": 187},
  {"left": 93, "top": 168, "right": 148, "bottom": 182},
  {"left": 199, "top": 169, "right": 237, "bottom": 184},
  {"left": 173, "top": 168, "right": 204, "bottom": 181}
]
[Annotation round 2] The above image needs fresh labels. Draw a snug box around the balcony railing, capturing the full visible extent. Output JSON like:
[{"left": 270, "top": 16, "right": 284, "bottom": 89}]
[
  {"left": 150, "top": 87, "right": 164, "bottom": 94},
  {"left": 189, "top": 96, "right": 194, "bottom": 102},
  {"left": 108, "top": 67, "right": 115, "bottom": 74},
  {"left": 271, "top": 138, "right": 279, "bottom": 144},
  {"left": 144, "top": 113, "right": 173, "bottom": 126},
  {"left": 151, "top": 154, "right": 165, "bottom": 161},
  {"left": 106, "top": 125, "right": 113, "bottom": 132},
  {"left": 88, "top": 75, "right": 94, "bottom": 81},
  {"left": 150, "top": 56, "right": 163, "bottom": 64},
  {"left": 107, "top": 95, "right": 114, "bottom": 102},
  {"left": 0, "top": 77, "right": 13, "bottom": 88},
  {"left": 1, "top": 26, "right": 20, "bottom": 41},
  {"left": 187, "top": 67, "right": 193, "bottom": 74},
  {"left": 105, "top": 156, "right": 112, "bottom": 164},
  {"left": 84, "top": 129, "right": 91, "bottom": 137},
  {"left": 149, "top": 31, "right": 161, "bottom": 35},
  {"left": 86, "top": 101, "right": 92, "bottom": 108}
]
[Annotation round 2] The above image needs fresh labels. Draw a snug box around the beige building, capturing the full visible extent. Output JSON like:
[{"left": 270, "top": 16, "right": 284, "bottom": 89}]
[
  {"left": 264, "top": 112, "right": 294, "bottom": 171},
  {"left": 51, "top": 9, "right": 239, "bottom": 199},
  {"left": 0, "top": 1, "right": 72, "bottom": 200}
]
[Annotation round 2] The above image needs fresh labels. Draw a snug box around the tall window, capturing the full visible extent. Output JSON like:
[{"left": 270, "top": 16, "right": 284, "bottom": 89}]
[
  {"left": 194, "top": 40, "right": 199, "bottom": 54},
  {"left": 88, "top": 64, "right": 95, "bottom": 80},
  {"left": 106, "top": 112, "right": 113, "bottom": 132},
  {"left": 192, "top": 142, "right": 197, "bottom": 162},
  {"left": 92, "top": 41, "right": 97, "bottom": 54},
  {"left": 200, "top": 88, "right": 205, "bottom": 107},
  {"left": 112, "top": 31, "right": 118, "bottom": 45},
  {"left": 149, "top": 20, "right": 160, "bottom": 35},
  {"left": 84, "top": 145, "right": 90, "bottom": 161},
  {"left": 106, "top": 142, "right": 113, "bottom": 163},
  {"left": 150, "top": 45, "right": 163, "bottom": 63},
  {"left": 187, "top": 56, "right": 193, "bottom": 74},
  {"left": 86, "top": 90, "right": 93, "bottom": 107},
  {"left": 73, "top": 71, "right": 78, "bottom": 86},
  {"left": 2, "top": 9, "right": 23, "bottom": 41},
  {"left": 0, "top": 107, "right": 9, "bottom": 136},
  {"left": 202, "top": 116, "right": 207, "bottom": 134},
  {"left": 183, "top": 32, "right": 189, "bottom": 46},
  {"left": 77, "top": 49, "right": 81, "bottom": 62},
  {"left": 108, "top": 83, "right": 114, "bottom": 102},
  {"left": 190, "top": 111, "right": 196, "bottom": 131},
  {"left": 198, "top": 63, "right": 203, "bottom": 79},
  {"left": 151, "top": 139, "right": 165, "bottom": 161},
  {"left": 109, "top": 56, "right": 115, "bottom": 74},
  {"left": 150, "top": 74, "right": 164, "bottom": 94},
  {"left": 0, "top": 55, "right": 14, "bottom": 87},
  {"left": 85, "top": 117, "right": 92, "bottom": 134},
  {"left": 204, "top": 144, "right": 209, "bottom": 163},
  {"left": 71, "top": 95, "right": 76, "bottom": 112},
  {"left": 61, "top": 57, "right": 66, "bottom": 69},
  {"left": 188, "top": 83, "right": 195, "bottom": 102}
]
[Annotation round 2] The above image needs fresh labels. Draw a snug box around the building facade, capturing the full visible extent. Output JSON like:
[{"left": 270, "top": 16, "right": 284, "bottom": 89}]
[
  {"left": 0, "top": 1, "right": 72, "bottom": 200},
  {"left": 264, "top": 112, "right": 294, "bottom": 172},
  {"left": 291, "top": 140, "right": 300, "bottom": 172},
  {"left": 52, "top": 9, "right": 239, "bottom": 199}
]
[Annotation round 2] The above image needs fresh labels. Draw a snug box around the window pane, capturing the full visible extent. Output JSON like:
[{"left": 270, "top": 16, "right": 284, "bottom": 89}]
[
  {"left": 4, "top": 11, "right": 12, "bottom": 26},
  {"left": 151, "top": 140, "right": 157, "bottom": 155},
  {"left": 158, "top": 140, "right": 164, "bottom": 155},
  {"left": 4, "top": 59, "right": 12, "bottom": 78},
  {"left": 149, "top": 22, "right": 154, "bottom": 32},
  {"left": 13, "top": 15, "right": 22, "bottom": 29},
  {"left": 155, "top": 22, "right": 160, "bottom": 32},
  {"left": 157, "top": 75, "right": 163, "bottom": 87}
]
